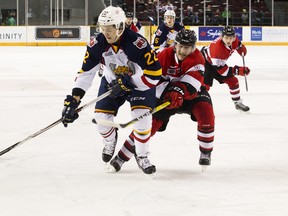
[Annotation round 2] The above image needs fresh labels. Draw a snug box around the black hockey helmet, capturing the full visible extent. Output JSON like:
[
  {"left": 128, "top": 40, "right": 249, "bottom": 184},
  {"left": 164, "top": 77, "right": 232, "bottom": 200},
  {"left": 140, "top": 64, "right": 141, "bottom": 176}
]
[
  {"left": 175, "top": 29, "right": 197, "bottom": 47},
  {"left": 222, "top": 26, "right": 235, "bottom": 37},
  {"left": 126, "top": 12, "right": 133, "bottom": 18}
]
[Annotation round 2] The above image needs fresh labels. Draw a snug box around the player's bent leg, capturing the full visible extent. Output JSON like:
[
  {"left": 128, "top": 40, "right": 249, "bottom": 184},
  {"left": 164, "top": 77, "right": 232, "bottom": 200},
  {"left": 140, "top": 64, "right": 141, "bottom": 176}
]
[
  {"left": 132, "top": 108, "right": 156, "bottom": 174},
  {"left": 108, "top": 132, "right": 135, "bottom": 172},
  {"left": 109, "top": 116, "right": 165, "bottom": 173},
  {"left": 192, "top": 101, "right": 215, "bottom": 166},
  {"left": 94, "top": 112, "right": 118, "bottom": 163},
  {"left": 224, "top": 76, "right": 250, "bottom": 112}
]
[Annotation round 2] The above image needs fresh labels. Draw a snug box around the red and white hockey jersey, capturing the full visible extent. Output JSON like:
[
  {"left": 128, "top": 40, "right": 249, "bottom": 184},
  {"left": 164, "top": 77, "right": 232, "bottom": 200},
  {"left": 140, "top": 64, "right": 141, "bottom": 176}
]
[
  {"left": 156, "top": 46, "right": 205, "bottom": 99},
  {"left": 202, "top": 36, "right": 243, "bottom": 76}
]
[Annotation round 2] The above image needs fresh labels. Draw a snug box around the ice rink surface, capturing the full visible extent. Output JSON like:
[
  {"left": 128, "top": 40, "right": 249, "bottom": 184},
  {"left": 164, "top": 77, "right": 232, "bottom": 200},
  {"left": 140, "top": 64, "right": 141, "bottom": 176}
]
[{"left": 0, "top": 45, "right": 287, "bottom": 216}]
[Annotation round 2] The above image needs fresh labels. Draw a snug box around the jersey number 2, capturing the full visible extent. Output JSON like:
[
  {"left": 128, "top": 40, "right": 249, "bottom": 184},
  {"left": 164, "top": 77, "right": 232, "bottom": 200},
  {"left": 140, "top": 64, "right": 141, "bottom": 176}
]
[{"left": 144, "top": 50, "right": 158, "bottom": 65}]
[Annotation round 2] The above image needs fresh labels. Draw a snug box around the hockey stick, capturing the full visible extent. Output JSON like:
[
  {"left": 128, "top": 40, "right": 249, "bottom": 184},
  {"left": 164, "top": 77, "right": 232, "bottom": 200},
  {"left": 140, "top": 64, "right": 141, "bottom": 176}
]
[
  {"left": 0, "top": 90, "right": 112, "bottom": 157},
  {"left": 242, "top": 52, "right": 248, "bottom": 92},
  {"left": 93, "top": 101, "right": 171, "bottom": 129}
]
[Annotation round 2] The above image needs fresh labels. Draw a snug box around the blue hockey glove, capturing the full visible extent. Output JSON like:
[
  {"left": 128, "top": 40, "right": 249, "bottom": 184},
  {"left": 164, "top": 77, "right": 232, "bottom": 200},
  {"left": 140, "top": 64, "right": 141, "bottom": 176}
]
[
  {"left": 108, "top": 75, "right": 135, "bottom": 98},
  {"left": 62, "top": 95, "right": 81, "bottom": 127}
]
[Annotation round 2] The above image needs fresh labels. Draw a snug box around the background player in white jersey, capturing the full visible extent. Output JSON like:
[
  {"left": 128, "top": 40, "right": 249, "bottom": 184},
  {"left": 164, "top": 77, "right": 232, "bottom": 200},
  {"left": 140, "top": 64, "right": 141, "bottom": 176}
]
[
  {"left": 108, "top": 29, "right": 215, "bottom": 172},
  {"left": 201, "top": 26, "right": 250, "bottom": 112},
  {"left": 61, "top": 6, "right": 162, "bottom": 175},
  {"left": 151, "top": 10, "right": 184, "bottom": 53}
]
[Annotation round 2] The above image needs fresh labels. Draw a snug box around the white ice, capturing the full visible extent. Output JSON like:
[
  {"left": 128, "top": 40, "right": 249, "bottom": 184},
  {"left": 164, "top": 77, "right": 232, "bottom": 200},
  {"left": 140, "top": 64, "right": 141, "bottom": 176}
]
[{"left": 0, "top": 45, "right": 288, "bottom": 216}]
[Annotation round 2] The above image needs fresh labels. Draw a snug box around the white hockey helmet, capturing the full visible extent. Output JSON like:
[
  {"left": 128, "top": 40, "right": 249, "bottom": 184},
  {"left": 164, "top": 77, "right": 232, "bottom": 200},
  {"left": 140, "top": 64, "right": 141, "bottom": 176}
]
[
  {"left": 98, "top": 6, "right": 126, "bottom": 30},
  {"left": 164, "top": 10, "right": 176, "bottom": 18}
]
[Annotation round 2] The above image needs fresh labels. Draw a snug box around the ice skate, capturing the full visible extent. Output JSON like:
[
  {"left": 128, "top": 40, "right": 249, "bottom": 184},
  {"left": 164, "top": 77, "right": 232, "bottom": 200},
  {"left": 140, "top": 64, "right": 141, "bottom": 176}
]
[
  {"left": 199, "top": 152, "right": 211, "bottom": 172},
  {"left": 102, "top": 130, "right": 118, "bottom": 163},
  {"left": 135, "top": 156, "right": 156, "bottom": 174},
  {"left": 106, "top": 155, "right": 125, "bottom": 173},
  {"left": 234, "top": 100, "right": 250, "bottom": 112}
]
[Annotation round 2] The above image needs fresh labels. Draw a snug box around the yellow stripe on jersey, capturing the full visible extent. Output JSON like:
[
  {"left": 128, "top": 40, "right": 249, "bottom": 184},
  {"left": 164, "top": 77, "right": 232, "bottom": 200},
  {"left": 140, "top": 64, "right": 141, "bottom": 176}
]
[
  {"left": 78, "top": 69, "right": 84, "bottom": 74},
  {"left": 143, "top": 68, "right": 162, "bottom": 76}
]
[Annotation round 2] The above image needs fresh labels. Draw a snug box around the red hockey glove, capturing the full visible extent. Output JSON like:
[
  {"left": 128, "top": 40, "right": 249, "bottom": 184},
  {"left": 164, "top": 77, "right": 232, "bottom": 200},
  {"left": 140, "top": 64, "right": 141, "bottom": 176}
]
[
  {"left": 164, "top": 85, "right": 184, "bottom": 109},
  {"left": 237, "top": 43, "right": 247, "bottom": 56},
  {"left": 232, "top": 65, "right": 250, "bottom": 76}
]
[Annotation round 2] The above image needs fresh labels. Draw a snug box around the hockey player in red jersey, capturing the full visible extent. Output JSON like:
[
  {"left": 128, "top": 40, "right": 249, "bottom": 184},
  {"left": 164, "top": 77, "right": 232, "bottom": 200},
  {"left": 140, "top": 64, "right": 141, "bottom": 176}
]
[
  {"left": 61, "top": 6, "right": 162, "bottom": 175},
  {"left": 151, "top": 10, "right": 184, "bottom": 53},
  {"left": 125, "top": 12, "right": 141, "bottom": 33},
  {"left": 201, "top": 26, "right": 250, "bottom": 112},
  {"left": 107, "top": 29, "right": 215, "bottom": 172}
]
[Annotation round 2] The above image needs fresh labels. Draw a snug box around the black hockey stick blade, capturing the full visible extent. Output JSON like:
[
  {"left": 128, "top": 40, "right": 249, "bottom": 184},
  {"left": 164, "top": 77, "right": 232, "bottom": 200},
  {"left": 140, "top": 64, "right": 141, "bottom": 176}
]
[
  {"left": 93, "top": 101, "right": 171, "bottom": 128},
  {"left": 0, "top": 90, "right": 112, "bottom": 157},
  {"left": 242, "top": 52, "right": 248, "bottom": 92}
]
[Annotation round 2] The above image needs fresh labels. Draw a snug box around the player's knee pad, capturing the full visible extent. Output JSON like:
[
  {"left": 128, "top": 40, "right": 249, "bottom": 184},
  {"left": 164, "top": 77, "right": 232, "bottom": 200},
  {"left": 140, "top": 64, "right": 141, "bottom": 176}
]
[
  {"left": 132, "top": 108, "right": 152, "bottom": 132},
  {"left": 224, "top": 76, "right": 239, "bottom": 89},
  {"left": 193, "top": 102, "right": 215, "bottom": 127}
]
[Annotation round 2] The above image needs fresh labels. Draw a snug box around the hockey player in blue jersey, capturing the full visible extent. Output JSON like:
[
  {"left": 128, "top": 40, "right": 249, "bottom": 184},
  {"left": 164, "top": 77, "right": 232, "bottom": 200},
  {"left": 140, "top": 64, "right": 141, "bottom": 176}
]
[
  {"left": 61, "top": 6, "right": 162, "bottom": 174},
  {"left": 151, "top": 10, "right": 184, "bottom": 53}
]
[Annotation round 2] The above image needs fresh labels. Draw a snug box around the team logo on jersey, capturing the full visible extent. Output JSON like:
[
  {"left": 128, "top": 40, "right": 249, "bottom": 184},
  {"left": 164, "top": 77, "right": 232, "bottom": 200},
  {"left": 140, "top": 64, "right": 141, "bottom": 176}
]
[
  {"left": 167, "top": 66, "right": 180, "bottom": 75},
  {"left": 109, "top": 63, "right": 134, "bottom": 76},
  {"left": 133, "top": 37, "right": 147, "bottom": 49},
  {"left": 215, "top": 59, "right": 225, "bottom": 67},
  {"left": 88, "top": 36, "right": 98, "bottom": 47},
  {"left": 156, "top": 29, "right": 162, "bottom": 36}
]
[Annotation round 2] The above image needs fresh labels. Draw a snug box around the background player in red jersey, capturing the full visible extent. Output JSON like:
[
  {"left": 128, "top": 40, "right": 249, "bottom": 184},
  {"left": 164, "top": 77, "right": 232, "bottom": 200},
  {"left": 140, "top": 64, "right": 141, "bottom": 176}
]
[
  {"left": 125, "top": 11, "right": 141, "bottom": 33},
  {"left": 61, "top": 6, "right": 162, "bottom": 175},
  {"left": 201, "top": 26, "right": 250, "bottom": 112},
  {"left": 107, "top": 29, "right": 215, "bottom": 172}
]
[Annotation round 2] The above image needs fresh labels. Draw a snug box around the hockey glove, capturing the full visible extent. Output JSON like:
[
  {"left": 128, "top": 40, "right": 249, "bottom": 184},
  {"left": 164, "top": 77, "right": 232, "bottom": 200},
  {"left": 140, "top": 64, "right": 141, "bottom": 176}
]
[
  {"left": 108, "top": 75, "right": 135, "bottom": 98},
  {"left": 236, "top": 43, "right": 247, "bottom": 56},
  {"left": 232, "top": 65, "right": 250, "bottom": 76},
  {"left": 164, "top": 85, "right": 184, "bottom": 109},
  {"left": 62, "top": 95, "right": 81, "bottom": 127}
]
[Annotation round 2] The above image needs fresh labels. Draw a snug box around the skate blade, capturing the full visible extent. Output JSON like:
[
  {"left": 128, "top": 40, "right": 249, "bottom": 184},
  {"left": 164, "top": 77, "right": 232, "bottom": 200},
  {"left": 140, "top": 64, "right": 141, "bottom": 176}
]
[
  {"left": 104, "top": 163, "right": 117, "bottom": 173},
  {"left": 237, "top": 109, "right": 251, "bottom": 114},
  {"left": 201, "top": 165, "right": 208, "bottom": 173},
  {"left": 142, "top": 172, "right": 157, "bottom": 180}
]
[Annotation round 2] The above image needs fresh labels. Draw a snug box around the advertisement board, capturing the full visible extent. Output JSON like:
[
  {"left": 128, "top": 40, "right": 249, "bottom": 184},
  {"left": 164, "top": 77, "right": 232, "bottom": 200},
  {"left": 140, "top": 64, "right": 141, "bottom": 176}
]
[
  {"left": 0, "top": 27, "right": 26, "bottom": 42},
  {"left": 251, "top": 27, "right": 262, "bottom": 41},
  {"left": 35, "top": 27, "right": 81, "bottom": 39},
  {"left": 199, "top": 27, "right": 243, "bottom": 41}
]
